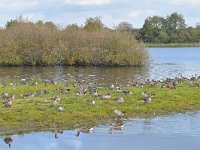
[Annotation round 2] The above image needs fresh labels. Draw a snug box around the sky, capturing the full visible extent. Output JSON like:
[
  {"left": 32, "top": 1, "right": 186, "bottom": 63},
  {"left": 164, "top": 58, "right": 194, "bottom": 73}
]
[{"left": 0, "top": 0, "right": 199, "bottom": 28}]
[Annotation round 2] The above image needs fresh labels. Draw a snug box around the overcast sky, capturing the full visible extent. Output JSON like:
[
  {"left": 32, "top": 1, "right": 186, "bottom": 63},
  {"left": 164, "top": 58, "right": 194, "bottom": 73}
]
[{"left": 0, "top": 0, "right": 199, "bottom": 28}]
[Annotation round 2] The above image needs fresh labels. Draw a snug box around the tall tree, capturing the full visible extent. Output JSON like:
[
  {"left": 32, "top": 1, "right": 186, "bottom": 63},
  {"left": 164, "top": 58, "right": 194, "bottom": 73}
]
[
  {"left": 165, "top": 12, "right": 186, "bottom": 42},
  {"left": 139, "top": 16, "right": 166, "bottom": 43}
]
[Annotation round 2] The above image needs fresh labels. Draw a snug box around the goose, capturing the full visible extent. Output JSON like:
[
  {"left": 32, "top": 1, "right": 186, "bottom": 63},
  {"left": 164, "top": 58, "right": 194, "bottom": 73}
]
[
  {"left": 23, "top": 93, "right": 35, "bottom": 99},
  {"left": 189, "top": 81, "right": 199, "bottom": 87},
  {"left": 109, "top": 122, "right": 124, "bottom": 130},
  {"left": 114, "top": 109, "right": 124, "bottom": 118},
  {"left": 98, "top": 93, "right": 111, "bottom": 99},
  {"left": 1, "top": 92, "right": 9, "bottom": 99},
  {"left": 86, "top": 100, "right": 95, "bottom": 105},
  {"left": 115, "top": 97, "right": 124, "bottom": 103},
  {"left": 3, "top": 99, "right": 12, "bottom": 107},
  {"left": 75, "top": 127, "right": 94, "bottom": 137},
  {"left": 57, "top": 106, "right": 64, "bottom": 112},
  {"left": 141, "top": 96, "right": 152, "bottom": 104}
]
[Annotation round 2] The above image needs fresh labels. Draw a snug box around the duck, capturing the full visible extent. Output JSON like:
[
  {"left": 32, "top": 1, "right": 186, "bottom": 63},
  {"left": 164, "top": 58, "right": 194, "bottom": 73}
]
[{"left": 115, "top": 97, "right": 124, "bottom": 103}]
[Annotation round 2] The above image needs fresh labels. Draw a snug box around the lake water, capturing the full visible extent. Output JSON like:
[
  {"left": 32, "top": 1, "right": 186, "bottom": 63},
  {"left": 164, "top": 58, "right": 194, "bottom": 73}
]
[
  {"left": 0, "top": 47, "right": 200, "bottom": 84},
  {"left": 1, "top": 47, "right": 200, "bottom": 149}
]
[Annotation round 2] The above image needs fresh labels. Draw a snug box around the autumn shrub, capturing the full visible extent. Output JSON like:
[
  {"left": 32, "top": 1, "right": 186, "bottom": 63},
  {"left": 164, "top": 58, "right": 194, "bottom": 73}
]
[{"left": 0, "top": 21, "right": 149, "bottom": 66}]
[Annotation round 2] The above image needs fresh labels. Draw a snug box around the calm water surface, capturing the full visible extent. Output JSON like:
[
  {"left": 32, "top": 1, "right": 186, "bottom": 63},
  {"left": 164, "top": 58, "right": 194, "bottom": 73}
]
[
  {"left": 0, "top": 47, "right": 200, "bottom": 83},
  {"left": 1, "top": 47, "right": 200, "bottom": 149},
  {"left": 1, "top": 112, "right": 200, "bottom": 150}
]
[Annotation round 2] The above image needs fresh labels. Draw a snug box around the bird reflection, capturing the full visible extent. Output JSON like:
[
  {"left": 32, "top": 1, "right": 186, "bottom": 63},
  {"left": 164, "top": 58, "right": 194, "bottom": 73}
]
[
  {"left": 3, "top": 136, "right": 13, "bottom": 148},
  {"left": 53, "top": 130, "right": 64, "bottom": 139},
  {"left": 108, "top": 119, "right": 124, "bottom": 133}
]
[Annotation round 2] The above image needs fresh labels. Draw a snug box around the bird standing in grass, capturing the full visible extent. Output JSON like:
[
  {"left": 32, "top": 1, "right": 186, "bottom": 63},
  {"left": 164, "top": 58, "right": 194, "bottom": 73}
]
[
  {"left": 3, "top": 99, "right": 12, "bottom": 107},
  {"left": 115, "top": 97, "right": 124, "bottom": 103}
]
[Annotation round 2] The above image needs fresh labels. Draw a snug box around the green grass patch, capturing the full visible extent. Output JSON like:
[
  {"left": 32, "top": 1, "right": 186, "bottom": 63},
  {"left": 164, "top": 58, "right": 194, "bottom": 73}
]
[{"left": 1, "top": 80, "right": 200, "bottom": 135}]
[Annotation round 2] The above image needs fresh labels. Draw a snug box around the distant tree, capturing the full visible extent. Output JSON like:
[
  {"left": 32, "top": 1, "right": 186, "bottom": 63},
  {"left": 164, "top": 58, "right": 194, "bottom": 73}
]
[
  {"left": 139, "top": 16, "right": 166, "bottom": 43},
  {"left": 66, "top": 24, "right": 79, "bottom": 30},
  {"left": 196, "top": 22, "right": 200, "bottom": 29},
  {"left": 84, "top": 17, "right": 104, "bottom": 31},
  {"left": 45, "top": 21, "right": 57, "bottom": 29},
  {"left": 116, "top": 21, "right": 133, "bottom": 32},
  {"left": 6, "top": 19, "right": 18, "bottom": 28},
  {"left": 165, "top": 12, "right": 186, "bottom": 42},
  {"left": 36, "top": 20, "right": 44, "bottom": 26}
]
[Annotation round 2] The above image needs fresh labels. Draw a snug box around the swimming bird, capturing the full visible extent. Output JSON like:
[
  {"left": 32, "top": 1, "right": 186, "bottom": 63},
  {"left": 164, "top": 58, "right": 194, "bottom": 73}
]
[
  {"left": 109, "top": 122, "right": 124, "bottom": 130},
  {"left": 75, "top": 127, "right": 94, "bottom": 137}
]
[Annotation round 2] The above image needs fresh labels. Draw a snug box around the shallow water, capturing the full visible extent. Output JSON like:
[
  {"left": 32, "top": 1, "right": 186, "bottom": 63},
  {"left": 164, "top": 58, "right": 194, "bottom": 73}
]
[
  {"left": 0, "top": 47, "right": 200, "bottom": 84},
  {"left": 1, "top": 47, "right": 200, "bottom": 149},
  {"left": 1, "top": 112, "right": 200, "bottom": 150}
]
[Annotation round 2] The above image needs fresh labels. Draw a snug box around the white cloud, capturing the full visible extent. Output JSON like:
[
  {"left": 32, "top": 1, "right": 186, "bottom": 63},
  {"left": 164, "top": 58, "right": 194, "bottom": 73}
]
[
  {"left": 128, "top": 10, "right": 142, "bottom": 18},
  {"left": 128, "top": 10, "right": 154, "bottom": 18},
  {"left": 64, "top": 0, "right": 112, "bottom": 5},
  {"left": 0, "top": 0, "right": 39, "bottom": 11},
  {"left": 169, "top": 0, "right": 200, "bottom": 6}
]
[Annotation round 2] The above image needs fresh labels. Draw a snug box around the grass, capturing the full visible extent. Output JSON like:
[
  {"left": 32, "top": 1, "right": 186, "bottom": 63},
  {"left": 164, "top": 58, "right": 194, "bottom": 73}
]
[
  {"left": 1, "top": 79, "right": 200, "bottom": 135},
  {"left": 147, "top": 43, "right": 200, "bottom": 48}
]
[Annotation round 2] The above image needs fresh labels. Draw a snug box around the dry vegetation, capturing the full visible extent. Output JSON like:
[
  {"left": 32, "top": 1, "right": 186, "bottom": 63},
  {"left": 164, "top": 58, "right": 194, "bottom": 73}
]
[{"left": 0, "top": 18, "right": 149, "bottom": 66}]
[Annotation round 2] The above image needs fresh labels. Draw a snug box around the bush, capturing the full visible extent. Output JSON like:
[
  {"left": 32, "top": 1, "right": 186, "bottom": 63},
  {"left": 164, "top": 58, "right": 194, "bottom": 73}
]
[{"left": 0, "top": 19, "right": 149, "bottom": 66}]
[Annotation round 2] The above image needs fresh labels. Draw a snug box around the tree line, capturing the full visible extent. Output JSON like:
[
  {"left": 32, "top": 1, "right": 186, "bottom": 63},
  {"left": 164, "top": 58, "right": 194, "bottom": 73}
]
[{"left": 117, "top": 12, "right": 200, "bottom": 44}]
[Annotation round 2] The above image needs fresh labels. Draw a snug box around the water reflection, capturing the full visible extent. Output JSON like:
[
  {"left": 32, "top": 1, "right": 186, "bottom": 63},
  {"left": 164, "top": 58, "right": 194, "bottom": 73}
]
[
  {"left": 1, "top": 48, "right": 200, "bottom": 84},
  {"left": 2, "top": 112, "right": 200, "bottom": 150},
  {"left": 3, "top": 136, "right": 13, "bottom": 148}
]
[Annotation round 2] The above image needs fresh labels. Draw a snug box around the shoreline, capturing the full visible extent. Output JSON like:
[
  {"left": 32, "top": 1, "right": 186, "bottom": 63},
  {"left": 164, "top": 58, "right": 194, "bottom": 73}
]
[{"left": 147, "top": 43, "right": 200, "bottom": 48}]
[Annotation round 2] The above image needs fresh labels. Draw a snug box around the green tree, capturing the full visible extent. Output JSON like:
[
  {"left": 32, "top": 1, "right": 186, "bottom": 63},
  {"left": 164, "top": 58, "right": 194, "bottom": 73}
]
[
  {"left": 6, "top": 19, "right": 18, "bottom": 28},
  {"left": 139, "top": 16, "right": 166, "bottom": 43},
  {"left": 165, "top": 12, "right": 186, "bottom": 42},
  {"left": 66, "top": 24, "right": 79, "bottom": 30}
]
